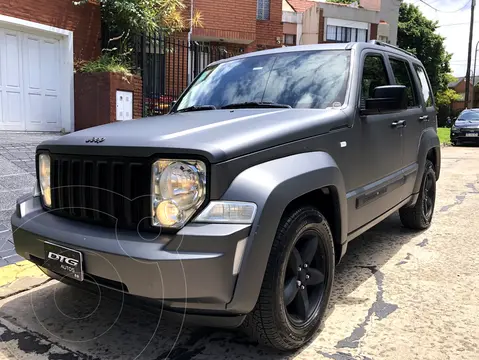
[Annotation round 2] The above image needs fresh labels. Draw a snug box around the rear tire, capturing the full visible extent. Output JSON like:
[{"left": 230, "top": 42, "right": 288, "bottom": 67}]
[
  {"left": 399, "top": 160, "right": 436, "bottom": 230},
  {"left": 241, "top": 206, "right": 335, "bottom": 351}
]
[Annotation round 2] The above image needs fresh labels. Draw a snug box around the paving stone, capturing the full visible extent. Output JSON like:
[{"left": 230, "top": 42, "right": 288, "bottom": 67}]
[
  {"left": 0, "top": 192, "right": 18, "bottom": 212},
  {"left": 0, "top": 173, "right": 35, "bottom": 190},
  {"left": 0, "top": 132, "right": 58, "bottom": 266},
  {"left": 0, "top": 158, "right": 26, "bottom": 176},
  {"left": 0, "top": 210, "right": 14, "bottom": 221},
  {"left": 4, "top": 254, "right": 22, "bottom": 264}
]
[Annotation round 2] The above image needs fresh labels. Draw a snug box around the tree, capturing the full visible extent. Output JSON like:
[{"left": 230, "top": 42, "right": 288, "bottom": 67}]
[
  {"left": 73, "top": 0, "right": 202, "bottom": 73},
  {"left": 436, "top": 88, "right": 460, "bottom": 108},
  {"left": 397, "top": 3, "right": 452, "bottom": 96},
  {"left": 74, "top": 0, "right": 201, "bottom": 35}
]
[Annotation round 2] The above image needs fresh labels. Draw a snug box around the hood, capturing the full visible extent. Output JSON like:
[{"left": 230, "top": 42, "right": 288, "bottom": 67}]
[{"left": 38, "top": 109, "right": 347, "bottom": 163}]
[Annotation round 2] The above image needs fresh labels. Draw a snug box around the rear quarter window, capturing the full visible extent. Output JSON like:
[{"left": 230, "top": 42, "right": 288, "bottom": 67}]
[{"left": 414, "top": 65, "right": 434, "bottom": 107}]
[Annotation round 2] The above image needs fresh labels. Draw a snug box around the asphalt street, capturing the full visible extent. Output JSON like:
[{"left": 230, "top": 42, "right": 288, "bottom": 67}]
[
  {"left": 0, "top": 133, "right": 59, "bottom": 267},
  {"left": 0, "top": 145, "right": 478, "bottom": 360}
]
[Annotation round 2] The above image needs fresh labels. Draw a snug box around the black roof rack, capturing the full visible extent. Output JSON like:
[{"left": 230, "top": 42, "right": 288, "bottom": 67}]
[{"left": 368, "top": 40, "right": 418, "bottom": 59}]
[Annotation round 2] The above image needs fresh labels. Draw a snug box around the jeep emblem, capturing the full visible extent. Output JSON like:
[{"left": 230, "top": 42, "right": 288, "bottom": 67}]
[{"left": 85, "top": 137, "right": 105, "bottom": 143}]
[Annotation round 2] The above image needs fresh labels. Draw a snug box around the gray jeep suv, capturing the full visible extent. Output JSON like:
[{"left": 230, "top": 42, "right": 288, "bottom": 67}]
[{"left": 11, "top": 40, "right": 440, "bottom": 351}]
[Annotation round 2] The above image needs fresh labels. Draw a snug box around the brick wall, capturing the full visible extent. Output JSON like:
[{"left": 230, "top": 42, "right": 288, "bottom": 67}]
[
  {"left": 318, "top": 8, "right": 325, "bottom": 43},
  {"left": 133, "top": 76, "right": 143, "bottom": 119},
  {"left": 0, "top": 0, "right": 101, "bottom": 62},
  {"left": 451, "top": 80, "right": 475, "bottom": 111},
  {"left": 75, "top": 72, "right": 142, "bottom": 130},
  {"left": 370, "top": 23, "right": 378, "bottom": 41},
  {"left": 192, "top": 0, "right": 256, "bottom": 42},
  {"left": 250, "top": 0, "right": 283, "bottom": 50}
]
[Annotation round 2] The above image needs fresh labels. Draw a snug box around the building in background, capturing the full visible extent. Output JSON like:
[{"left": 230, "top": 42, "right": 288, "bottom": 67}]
[
  {"left": 282, "top": 0, "right": 400, "bottom": 46},
  {"left": 447, "top": 76, "right": 479, "bottom": 112},
  {"left": 183, "top": 0, "right": 283, "bottom": 54}
]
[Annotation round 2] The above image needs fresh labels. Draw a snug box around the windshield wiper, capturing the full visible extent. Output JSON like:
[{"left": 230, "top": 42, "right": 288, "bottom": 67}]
[
  {"left": 220, "top": 101, "right": 291, "bottom": 109},
  {"left": 175, "top": 105, "right": 216, "bottom": 113}
]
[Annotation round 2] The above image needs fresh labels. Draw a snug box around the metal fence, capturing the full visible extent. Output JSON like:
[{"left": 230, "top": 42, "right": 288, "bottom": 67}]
[{"left": 131, "top": 33, "right": 238, "bottom": 117}]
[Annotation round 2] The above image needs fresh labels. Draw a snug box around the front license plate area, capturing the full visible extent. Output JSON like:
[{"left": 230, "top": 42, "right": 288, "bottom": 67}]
[
  {"left": 43, "top": 241, "right": 84, "bottom": 281},
  {"left": 466, "top": 133, "right": 478, "bottom": 137}
]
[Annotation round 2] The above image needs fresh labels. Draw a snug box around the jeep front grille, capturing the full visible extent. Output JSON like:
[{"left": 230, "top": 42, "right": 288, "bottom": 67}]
[{"left": 48, "top": 155, "right": 151, "bottom": 230}]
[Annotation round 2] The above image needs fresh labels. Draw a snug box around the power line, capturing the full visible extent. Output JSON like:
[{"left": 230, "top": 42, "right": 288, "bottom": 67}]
[
  {"left": 438, "top": 21, "right": 479, "bottom": 27},
  {"left": 417, "top": 0, "right": 471, "bottom": 13}
]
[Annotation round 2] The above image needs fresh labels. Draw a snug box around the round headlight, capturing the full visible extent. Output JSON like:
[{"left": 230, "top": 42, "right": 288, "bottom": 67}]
[
  {"left": 158, "top": 162, "right": 202, "bottom": 210},
  {"left": 152, "top": 159, "right": 206, "bottom": 228}
]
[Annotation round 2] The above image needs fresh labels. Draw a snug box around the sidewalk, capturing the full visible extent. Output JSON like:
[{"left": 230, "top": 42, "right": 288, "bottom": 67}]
[
  {"left": 0, "top": 132, "right": 59, "bottom": 266},
  {"left": 0, "top": 260, "right": 48, "bottom": 299}
]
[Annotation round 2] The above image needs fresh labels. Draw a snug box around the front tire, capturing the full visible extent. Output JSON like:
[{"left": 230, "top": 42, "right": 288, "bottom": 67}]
[
  {"left": 399, "top": 159, "right": 436, "bottom": 230},
  {"left": 242, "top": 207, "right": 335, "bottom": 351}
]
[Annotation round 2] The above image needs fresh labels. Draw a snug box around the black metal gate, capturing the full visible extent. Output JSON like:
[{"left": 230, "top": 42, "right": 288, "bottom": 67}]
[{"left": 132, "top": 33, "right": 237, "bottom": 117}]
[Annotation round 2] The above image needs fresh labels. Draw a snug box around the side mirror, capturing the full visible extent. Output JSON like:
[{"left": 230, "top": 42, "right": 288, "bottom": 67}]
[{"left": 361, "top": 85, "right": 408, "bottom": 115}]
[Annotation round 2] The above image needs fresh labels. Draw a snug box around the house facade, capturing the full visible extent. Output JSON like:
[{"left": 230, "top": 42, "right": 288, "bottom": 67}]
[
  {"left": 1, "top": 0, "right": 285, "bottom": 132},
  {"left": 140, "top": 0, "right": 285, "bottom": 117},
  {"left": 186, "top": 0, "right": 283, "bottom": 52},
  {"left": 282, "top": 0, "right": 400, "bottom": 46},
  {"left": 0, "top": 0, "right": 101, "bottom": 132},
  {"left": 447, "top": 76, "right": 479, "bottom": 112}
]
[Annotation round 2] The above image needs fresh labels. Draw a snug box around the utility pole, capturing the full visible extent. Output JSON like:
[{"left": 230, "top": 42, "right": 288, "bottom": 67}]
[{"left": 465, "top": 0, "right": 476, "bottom": 109}]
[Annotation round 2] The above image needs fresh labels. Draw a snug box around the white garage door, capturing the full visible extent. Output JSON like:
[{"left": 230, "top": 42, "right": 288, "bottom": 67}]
[{"left": 0, "top": 27, "right": 62, "bottom": 131}]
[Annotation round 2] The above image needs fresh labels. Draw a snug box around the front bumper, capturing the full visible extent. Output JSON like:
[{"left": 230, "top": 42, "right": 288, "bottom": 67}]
[
  {"left": 450, "top": 128, "right": 479, "bottom": 143},
  {"left": 11, "top": 194, "right": 252, "bottom": 321}
]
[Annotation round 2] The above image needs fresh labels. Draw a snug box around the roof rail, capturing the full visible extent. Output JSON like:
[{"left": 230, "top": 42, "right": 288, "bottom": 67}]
[{"left": 368, "top": 40, "right": 417, "bottom": 59}]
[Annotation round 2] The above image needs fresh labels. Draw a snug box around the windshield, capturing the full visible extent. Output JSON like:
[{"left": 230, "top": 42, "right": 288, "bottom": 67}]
[
  {"left": 458, "top": 110, "right": 479, "bottom": 121},
  {"left": 174, "top": 50, "right": 351, "bottom": 111}
]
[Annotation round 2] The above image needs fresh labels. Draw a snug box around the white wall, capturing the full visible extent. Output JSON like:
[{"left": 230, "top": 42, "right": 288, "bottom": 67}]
[
  {"left": 377, "top": 0, "right": 400, "bottom": 45},
  {"left": 320, "top": 2, "right": 378, "bottom": 24}
]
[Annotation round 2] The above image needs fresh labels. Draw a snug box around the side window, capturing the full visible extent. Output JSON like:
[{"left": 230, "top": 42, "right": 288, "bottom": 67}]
[
  {"left": 389, "top": 58, "right": 418, "bottom": 107},
  {"left": 414, "top": 65, "right": 434, "bottom": 107},
  {"left": 361, "top": 55, "right": 390, "bottom": 100}
]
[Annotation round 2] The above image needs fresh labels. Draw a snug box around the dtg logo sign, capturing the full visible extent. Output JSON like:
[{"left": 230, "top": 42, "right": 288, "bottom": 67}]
[{"left": 48, "top": 252, "right": 79, "bottom": 266}]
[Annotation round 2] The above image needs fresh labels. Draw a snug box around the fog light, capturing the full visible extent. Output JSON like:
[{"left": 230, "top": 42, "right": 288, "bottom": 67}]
[{"left": 155, "top": 200, "right": 183, "bottom": 227}]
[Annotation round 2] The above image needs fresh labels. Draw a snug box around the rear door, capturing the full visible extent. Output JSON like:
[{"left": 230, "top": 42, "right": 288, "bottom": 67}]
[{"left": 386, "top": 56, "right": 424, "bottom": 193}]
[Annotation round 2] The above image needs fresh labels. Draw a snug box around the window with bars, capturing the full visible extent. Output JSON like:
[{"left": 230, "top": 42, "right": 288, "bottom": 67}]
[
  {"left": 257, "top": 0, "right": 270, "bottom": 20},
  {"left": 326, "top": 25, "right": 368, "bottom": 43}
]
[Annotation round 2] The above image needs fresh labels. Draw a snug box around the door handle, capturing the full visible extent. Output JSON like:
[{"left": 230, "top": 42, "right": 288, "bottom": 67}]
[
  {"left": 419, "top": 115, "right": 429, "bottom": 121},
  {"left": 392, "top": 120, "right": 407, "bottom": 128}
]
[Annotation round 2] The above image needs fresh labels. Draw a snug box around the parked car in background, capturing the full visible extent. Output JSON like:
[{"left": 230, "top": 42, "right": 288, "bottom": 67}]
[
  {"left": 450, "top": 109, "right": 479, "bottom": 146},
  {"left": 12, "top": 41, "right": 440, "bottom": 351}
]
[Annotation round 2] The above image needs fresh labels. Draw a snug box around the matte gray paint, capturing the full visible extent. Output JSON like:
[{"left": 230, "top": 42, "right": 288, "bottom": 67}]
[
  {"left": 12, "top": 199, "right": 251, "bottom": 308},
  {"left": 13, "top": 42, "right": 441, "bottom": 322},
  {"left": 219, "top": 151, "right": 347, "bottom": 313}
]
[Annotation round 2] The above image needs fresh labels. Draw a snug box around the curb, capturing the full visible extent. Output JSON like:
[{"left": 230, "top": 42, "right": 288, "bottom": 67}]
[{"left": 0, "top": 260, "right": 49, "bottom": 299}]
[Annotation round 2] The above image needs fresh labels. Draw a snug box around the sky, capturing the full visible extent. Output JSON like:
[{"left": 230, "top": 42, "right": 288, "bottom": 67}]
[{"left": 403, "top": 0, "right": 478, "bottom": 77}]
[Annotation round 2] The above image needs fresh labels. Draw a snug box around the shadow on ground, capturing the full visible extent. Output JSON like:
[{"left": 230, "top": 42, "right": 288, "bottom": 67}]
[{"left": 0, "top": 213, "right": 424, "bottom": 360}]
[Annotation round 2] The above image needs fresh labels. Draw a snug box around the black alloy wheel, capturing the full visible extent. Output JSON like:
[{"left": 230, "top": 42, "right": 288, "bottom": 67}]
[
  {"left": 242, "top": 207, "right": 335, "bottom": 351},
  {"left": 283, "top": 232, "right": 327, "bottom": 325},
  {"left": 422, "top": 170, "right": 435, "bottom": 222},
  {"left": 399, "top": 159, "right": 437, "bottom": 230}
]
